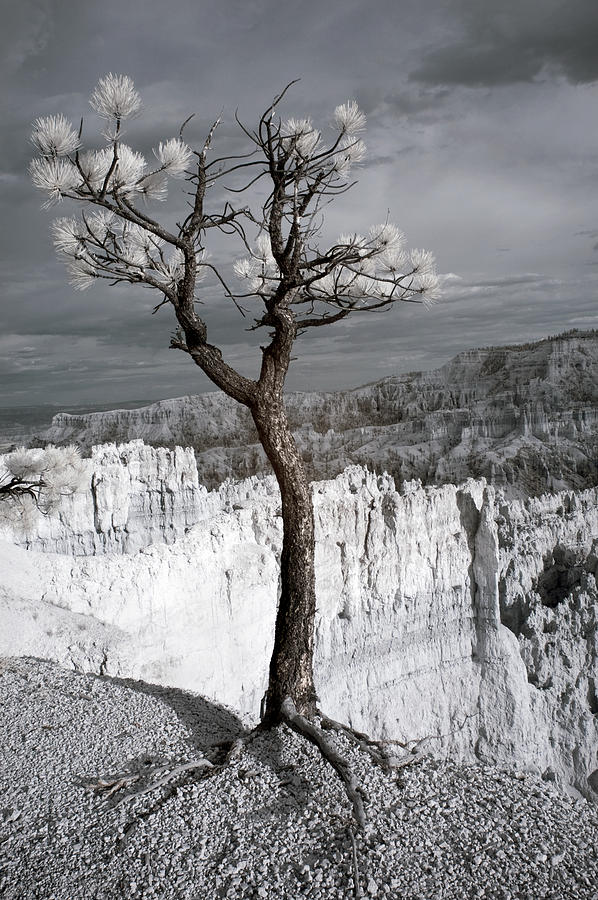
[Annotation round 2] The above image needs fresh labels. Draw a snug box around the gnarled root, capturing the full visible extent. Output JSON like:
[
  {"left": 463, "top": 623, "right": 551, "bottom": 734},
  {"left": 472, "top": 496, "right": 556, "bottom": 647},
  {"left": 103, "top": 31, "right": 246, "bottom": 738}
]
[
  {"left": 83, "top": 704, "right": 430, "bottom": 835},
  {"left": 84, "top": 758, "right": 215, "bottom": 809},
  {"left": 280, "top": 698, "right": 368, "bottom": 830},
  {"left": 318, "top": 713, "right": 428, "bottom": 770}
]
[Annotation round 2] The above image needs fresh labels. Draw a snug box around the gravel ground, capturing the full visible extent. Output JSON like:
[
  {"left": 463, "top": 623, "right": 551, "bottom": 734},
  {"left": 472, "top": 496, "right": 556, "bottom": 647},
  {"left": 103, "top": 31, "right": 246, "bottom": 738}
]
[{"left": 1, "top": 657, "right": 597, "bottom": 900}]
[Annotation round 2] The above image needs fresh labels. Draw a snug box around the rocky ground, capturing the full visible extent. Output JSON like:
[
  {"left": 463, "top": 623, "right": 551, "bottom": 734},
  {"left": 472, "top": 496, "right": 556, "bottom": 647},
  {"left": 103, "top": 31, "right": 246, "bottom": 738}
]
[{"left": 1, "top": 657, "right": 597, "bottom": 900}]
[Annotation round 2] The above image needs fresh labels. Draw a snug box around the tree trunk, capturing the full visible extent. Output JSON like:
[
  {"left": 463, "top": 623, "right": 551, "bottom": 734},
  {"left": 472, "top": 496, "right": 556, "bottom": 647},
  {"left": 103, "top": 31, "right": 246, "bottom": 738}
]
[{"left": 251, "top": 397, "right": 317, "bottom": 724}]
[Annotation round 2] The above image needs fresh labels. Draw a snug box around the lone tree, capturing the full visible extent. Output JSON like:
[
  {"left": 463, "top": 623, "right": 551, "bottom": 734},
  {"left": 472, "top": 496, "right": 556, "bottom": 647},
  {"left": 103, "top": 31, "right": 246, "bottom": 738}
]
[{"left": 30, "top": 75, "right": 440, "bottom": 825}]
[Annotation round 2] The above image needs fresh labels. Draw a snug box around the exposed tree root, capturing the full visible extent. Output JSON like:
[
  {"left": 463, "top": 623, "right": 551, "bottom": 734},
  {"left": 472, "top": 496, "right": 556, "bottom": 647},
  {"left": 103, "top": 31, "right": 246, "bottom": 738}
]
[
  {"left": 280, "top": 698, "right": 369, "bottom": 830},
  {"left": 220, "top": 723, "right": 267, "bottom": 764},
  {"left": 348, "top": 826, "right": 363, "bottom": 899},
  {"left": 224, "top": 702, "right": 427, "bottom": 831},
  {"left": 83, "top": 758, "right": 215, "bottom": 810},
  {"left": 83, "top": 705, "right": 437, "bottom": 834},
  {"left": 83, "top": 727, "right": 266, "bottom": 810},
  {"left": 318, "top": 713, "right": 428, "bottom": 770},
  {"left": 112, "top": 759, "right": 214, "bottom": 808},
  {"left": 85, "top": 773, "right": 142, "bottom": 800}
]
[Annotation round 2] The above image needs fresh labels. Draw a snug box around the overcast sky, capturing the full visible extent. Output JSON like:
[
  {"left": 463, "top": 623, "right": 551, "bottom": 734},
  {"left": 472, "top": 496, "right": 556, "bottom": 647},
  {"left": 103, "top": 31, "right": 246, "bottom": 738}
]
[{"left": 1, "top": 0, "right": 597, "bottom": 408}]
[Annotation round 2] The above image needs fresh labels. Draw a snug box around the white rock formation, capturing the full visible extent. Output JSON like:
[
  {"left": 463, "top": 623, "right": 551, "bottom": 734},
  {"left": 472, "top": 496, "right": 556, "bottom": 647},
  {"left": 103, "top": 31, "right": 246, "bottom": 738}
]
[
  {"left": 0, "top": 441, "right": 208, "bottom": 554},
  {"left": 1, "top": 442, "right": 596, "bottom": 801},
  {"left": 27, "top": 330, "right": 598, "bottom": 496}
]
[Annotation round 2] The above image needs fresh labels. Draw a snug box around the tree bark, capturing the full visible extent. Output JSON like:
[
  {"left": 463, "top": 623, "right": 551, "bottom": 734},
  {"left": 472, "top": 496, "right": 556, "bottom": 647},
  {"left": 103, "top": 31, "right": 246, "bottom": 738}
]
[{"left": 251, "top": 396, "right": 317, "bottom": 723}]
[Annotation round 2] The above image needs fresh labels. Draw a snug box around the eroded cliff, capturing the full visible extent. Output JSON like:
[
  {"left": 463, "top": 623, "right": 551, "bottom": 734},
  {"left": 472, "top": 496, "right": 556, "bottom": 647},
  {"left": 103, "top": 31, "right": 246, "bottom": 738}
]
[
  {"left": 1, "top": 442, "right": 596, "bottom": 801},
  {"left": 29, "top": 330, "right": 598, "bottom": 496}
]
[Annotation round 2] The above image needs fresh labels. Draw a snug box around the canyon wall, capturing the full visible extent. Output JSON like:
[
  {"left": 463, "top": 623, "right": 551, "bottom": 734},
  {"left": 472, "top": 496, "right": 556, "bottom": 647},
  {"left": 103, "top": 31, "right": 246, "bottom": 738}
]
[
  {"left": 1, "top": 442, "right": 596, "bottom": 800},
  {"left": 1, "top": 441, "right": 210, "bottom": 555}
]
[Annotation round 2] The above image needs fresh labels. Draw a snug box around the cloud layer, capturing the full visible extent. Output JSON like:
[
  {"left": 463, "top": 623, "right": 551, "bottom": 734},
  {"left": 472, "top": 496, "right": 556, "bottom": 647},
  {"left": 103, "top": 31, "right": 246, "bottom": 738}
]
[{"left": 1, "top": 0, "right": 597, "bottom": 406}]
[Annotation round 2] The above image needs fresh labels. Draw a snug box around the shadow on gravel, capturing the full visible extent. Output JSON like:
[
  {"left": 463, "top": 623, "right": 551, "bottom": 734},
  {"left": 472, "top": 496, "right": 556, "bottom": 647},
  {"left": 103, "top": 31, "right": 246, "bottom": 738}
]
[
  {"left": 243, "top": 727, "right": 312, "bottom": 815},
  {"left": 103, "top": 675, "right": 245, "bottom": 756},
  {"left": 94, "top": 674, "right": 311, "bottom": 826},
  {"left": 110, "top": 679, "right": 308, "bottom": 784},
  {"left": 102, "top": 674, "right": 314, "bottom": 820}
]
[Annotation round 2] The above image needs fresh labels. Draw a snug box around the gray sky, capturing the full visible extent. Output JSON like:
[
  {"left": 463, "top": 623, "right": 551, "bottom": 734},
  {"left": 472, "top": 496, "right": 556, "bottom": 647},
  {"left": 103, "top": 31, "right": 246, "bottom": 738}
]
[{"left": 1, "top": 0, "right": 597, "bottom": 407}]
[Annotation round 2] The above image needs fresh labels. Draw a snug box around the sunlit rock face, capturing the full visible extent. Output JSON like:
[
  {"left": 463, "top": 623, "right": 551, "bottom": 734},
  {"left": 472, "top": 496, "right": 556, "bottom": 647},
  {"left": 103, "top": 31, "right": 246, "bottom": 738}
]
[
  {"left": 1, "top": 445, "right": 596, "bottom": 801},
  {"left": 30, "top": 331, "right": 598, "bottom": 496},
  {"left": 0, "top": 442, "right": 207, "bottom": 555}
]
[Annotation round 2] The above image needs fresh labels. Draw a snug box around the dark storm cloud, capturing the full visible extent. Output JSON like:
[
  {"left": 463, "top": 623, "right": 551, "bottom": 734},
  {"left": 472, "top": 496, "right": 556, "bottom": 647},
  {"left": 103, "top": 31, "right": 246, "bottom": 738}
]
[
  {"left": 412, "top": 0, "right": 598, "bottom": 86},
  {"left": 1, "top": 0, "right": 597, "bottom": 408}
]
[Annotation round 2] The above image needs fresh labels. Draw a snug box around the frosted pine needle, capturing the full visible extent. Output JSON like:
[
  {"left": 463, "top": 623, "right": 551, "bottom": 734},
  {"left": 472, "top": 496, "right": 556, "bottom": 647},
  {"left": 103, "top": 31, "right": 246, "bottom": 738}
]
[
  {"left": 77, "top": 150, "right": 110, "bottom": 192},
  {"left": 137, "top": 172, "right": 169, "bottom": 201},
  {"left": 31, "top": 115, "right": 81, "bottom": 157},
  {"left": 233, "top": 257, "right": 259, "bottom": 281},
  {"left": 87, "top": 209, "right": 117, "bottom": 239},
  {"left": 96, "top": 144, "right": 146, "bottom": 194},
  {"left": 409, "top": 249, "right": 436, "bottom": 277},
  {"left": 67, "top": 257, "right": 98, "bottom": 291},
  {"left": 89, "top": 74, "right": 142, "bottom": 120},
  {"left": 153, "top": 138, "right": 193, "bottom": 178},
  {"left": 153, "top": 247, "right": 185, "bottom": 285},
  {"left": 333, "top": 101, "right": 366, "bottom": 135},
  {"left": 368, "top": 224, "right": 404, "bottom": 255},
  {"left": 417, "top": 272, "right": 441, "bottom": 303},
  {"left": 282, "top": 118, "right": 321, "bottom": 159},
  {"left": 51, "top": 217, "right": 84, "bottom": 255},
  {"left": 29, "top": 157, "right": 80, "bottom": 206},
  {"left": 331, "top": 136, "right": 366, "bottom": 177}
]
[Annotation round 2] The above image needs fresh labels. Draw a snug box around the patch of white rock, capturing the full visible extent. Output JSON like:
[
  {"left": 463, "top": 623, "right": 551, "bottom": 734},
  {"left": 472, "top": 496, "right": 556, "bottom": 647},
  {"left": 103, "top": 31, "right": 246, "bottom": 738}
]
[{"left": 1, "top": 441, "right": 596, "bottom": 801}]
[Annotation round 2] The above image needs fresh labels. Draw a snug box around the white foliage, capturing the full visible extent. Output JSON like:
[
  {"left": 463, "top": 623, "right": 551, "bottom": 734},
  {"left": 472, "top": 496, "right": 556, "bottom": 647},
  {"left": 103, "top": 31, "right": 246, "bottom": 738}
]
[
  {"left": 0, "top": 445, "right": 86, "bottom": 532},
  {"left": 4, "top": 447, "right": 46, "bottom": 480},
  {"left": 67, "top": 256, "right": 98, "bottom": 291},
  {"left": 0, "top": 494, "right": 39, "bottom": 534},
  {"left": 124, "top": 223, "right": 164, "bottom": 254},
  {"left": 137, "top": 171, "right": 169, "bottom": 201},
  {"left": 31, "top": 114, "right": 81, "bottom": 157},
  {"left": 29, "top": 73, "right": 441, "bottom": 314},
  {"left": 333, "top": 101, "right": 366, "bottom": 136},
  {"left": 79, "top": 145, "right": 149, "bottom": 197},
  {"left": 282, "top": 118, "right": 321, "bottom": 159},
  {"left": 368, "top": 224, "right": 404, "bottom": 256},
  {"left": 330, "top": 136, "right": 367, "bottom": 177},
  {"left": 87, "top": 209, "right": 117, "bottom": 241},
  {"left": 118, "top": 223, "right": 170, "bottom": 272},
  {"left": 379, "top": 248, "right": 409, "bottom": 274},
  {"left": 233, "top": 257, "right": 260, "bottom": 281},
  {"left": 153, "top": 138, "right": 193, "bottom": 178},
  {"left": 310, "top": 271, "right": 338, "bottom": 297},
  {"left": 409, "top": 249, "right": 436, "bottom": 277},
  {"left": 52, "top": 218, "right": 98, "bottom": 287},
  {"left": 119, "top": 239, "right": 149, "bottom": 268},
  {"left": 416, "top": 272, "right": 441, "bottom": 302},
  {"left": 233, "top": 234, "right": 280, "bottom": 293},
  {"left": 77, "top": 149, "right": 109, "bottom": 192},
  {"left": 254, "top": 234, "right": 276, "bottom": 266},
  {"left": 337, "top": 232, "right": 366, "bottom": 253},
  {"left": 311, "top": 224, "right": 439, "bottom": 305},
  {"left": 152, "top": 247, "right": 185, "bottom": 286},
  {"left": 29, "top": 157, "right": 80, "bottom": 206},
  {"left": 89, "top": 73, "right": 142, "bottom": 121},
  {"left": 52, "top": 216, "right": 85, "bottom": 255},
  {"left": 110, "top": 145, "right": 147, "bottom": 194}
]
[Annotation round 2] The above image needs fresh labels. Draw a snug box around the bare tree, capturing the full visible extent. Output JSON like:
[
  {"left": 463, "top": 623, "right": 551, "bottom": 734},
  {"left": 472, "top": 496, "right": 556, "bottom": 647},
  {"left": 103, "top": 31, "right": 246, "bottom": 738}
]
[{"left": 29, "top": 75, "right": 440, "bottom": 825}]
